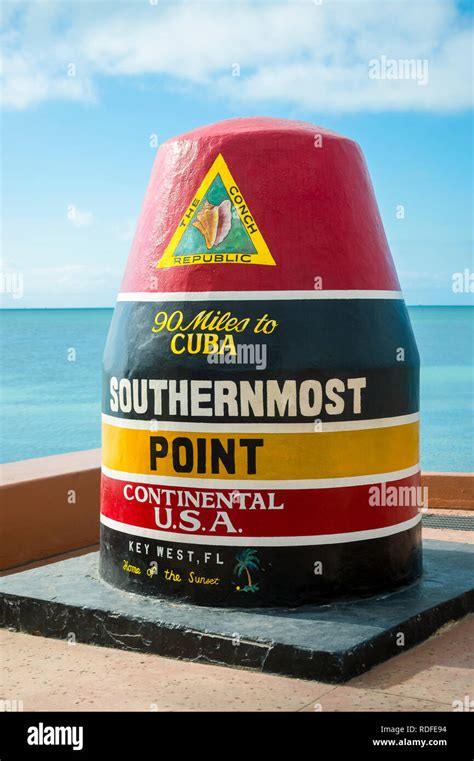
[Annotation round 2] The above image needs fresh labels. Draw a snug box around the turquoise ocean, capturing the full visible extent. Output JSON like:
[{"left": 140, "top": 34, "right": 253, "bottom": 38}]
[{"left": 0, "top": 307, "right": 472, "bottom": 471}]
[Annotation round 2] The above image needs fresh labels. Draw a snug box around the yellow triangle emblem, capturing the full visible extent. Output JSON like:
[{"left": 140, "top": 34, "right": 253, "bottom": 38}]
[{"left": 157, "top": 153, "right": 275, "bottom": 268}]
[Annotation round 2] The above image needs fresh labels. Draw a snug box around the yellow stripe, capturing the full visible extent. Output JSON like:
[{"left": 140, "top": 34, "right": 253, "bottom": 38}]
[{"left": 102, "top": 422, "right": 419, "bottom": 481}]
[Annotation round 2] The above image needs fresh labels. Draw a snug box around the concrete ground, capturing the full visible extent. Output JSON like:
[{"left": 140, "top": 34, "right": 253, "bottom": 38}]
[{"left": 1, "top": 511, "right": 472, "bottom": 713}]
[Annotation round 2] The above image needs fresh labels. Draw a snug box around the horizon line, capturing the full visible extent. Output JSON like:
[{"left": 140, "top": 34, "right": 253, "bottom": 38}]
[{"left": 1, "top": 304, "right": 473, "bottom": 311}]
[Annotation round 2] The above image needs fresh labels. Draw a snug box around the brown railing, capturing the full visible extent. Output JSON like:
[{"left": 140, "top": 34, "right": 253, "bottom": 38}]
[{"left": 1, "top": 451, "right": 472, "bottom": 572}]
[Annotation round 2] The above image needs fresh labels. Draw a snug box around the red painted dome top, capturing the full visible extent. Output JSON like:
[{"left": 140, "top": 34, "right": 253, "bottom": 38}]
[
  {"left": 120, "top": 117, "right": 400, "bottom": 294},
  {"left": 163, "top": 116, "right": 344, "bottom": 142}
]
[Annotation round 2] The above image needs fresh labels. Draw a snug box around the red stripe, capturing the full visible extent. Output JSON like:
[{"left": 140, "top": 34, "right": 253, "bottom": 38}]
[{"left": 100, "top": 473, "right": 421, "bottom": 538}]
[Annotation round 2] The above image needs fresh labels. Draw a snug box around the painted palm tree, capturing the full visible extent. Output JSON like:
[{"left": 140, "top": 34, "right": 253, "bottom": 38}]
[{"left": 234, "top": 549, "right": 260, "bottom": 593}]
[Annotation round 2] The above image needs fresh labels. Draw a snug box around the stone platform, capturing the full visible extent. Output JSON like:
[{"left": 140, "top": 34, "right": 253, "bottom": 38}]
[{"left": 1, "top": 539, "right": 472, "bottom": 683}]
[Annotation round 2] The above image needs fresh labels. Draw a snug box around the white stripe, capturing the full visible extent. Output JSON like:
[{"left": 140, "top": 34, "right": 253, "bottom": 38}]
[
  {"left": 102, "top": 412, "right": 419, "bottom": 433},
  {"left": 100, "top": 513, "right": 421, "bottom": 546},
  {"left": 101, "top": 463, "right": 420, "bottom": 490},
  {"left": 117, "top": 290, "right": 403, "bottom": 302}
]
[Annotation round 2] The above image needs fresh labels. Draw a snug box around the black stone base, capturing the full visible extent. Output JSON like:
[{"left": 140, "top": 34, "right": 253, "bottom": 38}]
[
  {"left": 1, "top": 539, "right": 472, "bottom": 683},
  {"left": 100, "top": 523, "right": 423, "bottom": 607}
]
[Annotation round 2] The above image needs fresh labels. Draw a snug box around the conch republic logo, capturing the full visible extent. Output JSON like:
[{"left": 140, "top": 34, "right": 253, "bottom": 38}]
[{"left": 157, "top": 154, "right": 275, "bottom": 267}]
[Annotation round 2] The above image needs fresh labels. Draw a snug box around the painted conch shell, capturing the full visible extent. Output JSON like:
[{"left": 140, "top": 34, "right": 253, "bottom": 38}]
[{"left": 193, "top": 199, "right": 232, "bottom": 249}]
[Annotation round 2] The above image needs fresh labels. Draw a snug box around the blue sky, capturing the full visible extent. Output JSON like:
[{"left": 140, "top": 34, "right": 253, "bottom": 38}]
[{"left": 1, "top": 0, "right": 473, "bottom": 307}]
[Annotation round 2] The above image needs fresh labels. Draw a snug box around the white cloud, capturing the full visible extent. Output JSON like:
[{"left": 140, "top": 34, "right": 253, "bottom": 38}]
[
  {"left": 67, "top": 205, "right": 93, "bottom": 228},
  {"left": 0, "top": 0, "right": 472, "bottom": 112},
  {"left": 0, "top": 51, "right": 94, "bottom": 109}
]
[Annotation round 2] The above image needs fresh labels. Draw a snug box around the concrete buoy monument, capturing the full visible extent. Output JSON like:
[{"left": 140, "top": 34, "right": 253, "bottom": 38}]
[{"left": 100, "top": 117, "right": 422, "bottom": 607}]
